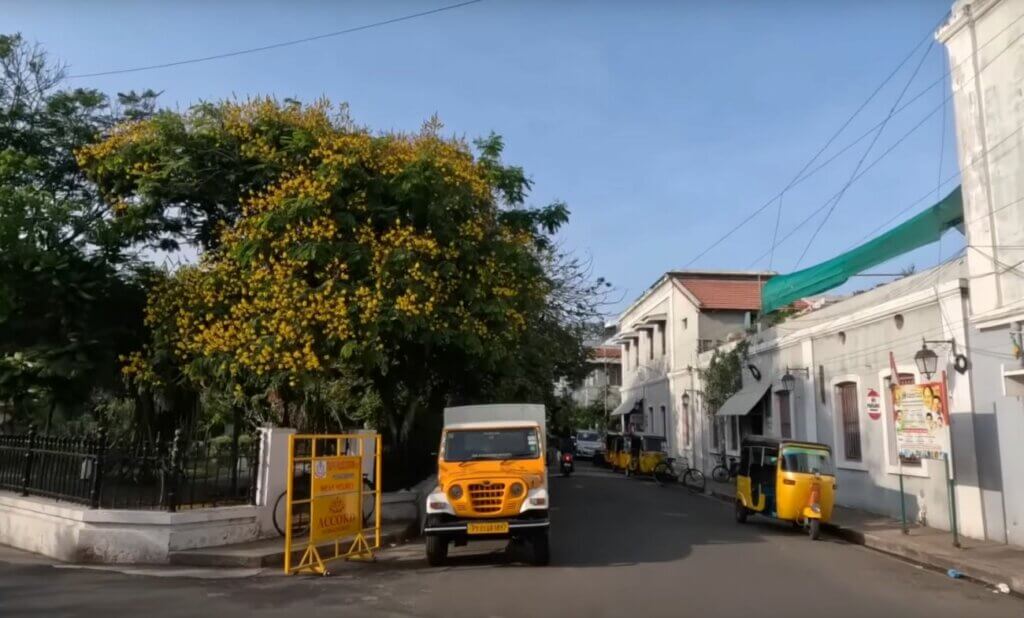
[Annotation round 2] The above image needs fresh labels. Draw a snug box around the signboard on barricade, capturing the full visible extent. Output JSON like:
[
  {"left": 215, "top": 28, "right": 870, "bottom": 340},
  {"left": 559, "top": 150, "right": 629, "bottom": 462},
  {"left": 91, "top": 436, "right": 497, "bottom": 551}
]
[{"left": 283, "top": 433, "right": 382, "bottom": 575}]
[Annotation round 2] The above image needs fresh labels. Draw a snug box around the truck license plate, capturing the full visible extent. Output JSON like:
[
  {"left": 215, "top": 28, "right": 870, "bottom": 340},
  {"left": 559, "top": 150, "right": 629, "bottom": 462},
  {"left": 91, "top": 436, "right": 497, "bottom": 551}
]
[{"left": 467, "top": 521, "right": 509, "bottom": 535}]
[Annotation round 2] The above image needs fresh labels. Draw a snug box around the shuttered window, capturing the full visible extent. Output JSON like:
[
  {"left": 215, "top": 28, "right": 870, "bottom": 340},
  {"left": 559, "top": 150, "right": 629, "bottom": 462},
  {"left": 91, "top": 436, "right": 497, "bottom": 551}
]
[
  {"left": 777, "top": 391, "right": 792, "bottom": 439},
  {"left": 837, "top": 382, "right": 861, "bottom": 461}
]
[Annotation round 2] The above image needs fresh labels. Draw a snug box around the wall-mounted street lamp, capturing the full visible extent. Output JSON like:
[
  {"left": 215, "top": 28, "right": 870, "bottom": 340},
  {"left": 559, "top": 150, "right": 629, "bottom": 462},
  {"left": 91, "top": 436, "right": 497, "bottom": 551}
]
[
  {"left": 781, "top": 366, "right": 810, "bottom": 392},
  {"left": 915, "top": 338, "right": 969, "bottom": 380}
]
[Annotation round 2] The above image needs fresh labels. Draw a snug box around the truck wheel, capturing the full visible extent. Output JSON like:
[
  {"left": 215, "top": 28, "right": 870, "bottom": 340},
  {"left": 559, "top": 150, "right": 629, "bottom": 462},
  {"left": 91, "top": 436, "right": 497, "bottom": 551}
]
[
  {"left": 426, "top": 534, "right": 449, "bottom": 566},
  {"left": 808, "top": 519, "right": 821, "bottom": 540},
  {"left": 529, "top": 530, "right": 550, "bottom": 566}
]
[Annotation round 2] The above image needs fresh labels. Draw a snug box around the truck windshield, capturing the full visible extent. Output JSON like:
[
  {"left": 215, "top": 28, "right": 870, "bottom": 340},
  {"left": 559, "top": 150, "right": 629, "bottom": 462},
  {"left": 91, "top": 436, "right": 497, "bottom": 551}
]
[
  {"left": 444, "top": 428, "right": 540, "bottom": 462},
  {"left": 577, "top": 431, "right": 600, "bottom": 442},
  {"left": 780, "top": 446, "right": 833, "bottom": 475}
]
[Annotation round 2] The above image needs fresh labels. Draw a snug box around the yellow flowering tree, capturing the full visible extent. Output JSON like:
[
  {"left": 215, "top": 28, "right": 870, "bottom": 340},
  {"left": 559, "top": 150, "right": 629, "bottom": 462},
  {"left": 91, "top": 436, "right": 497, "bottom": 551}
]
[{"left": 81, "top": 99, "right": 573, "bottom": 462}]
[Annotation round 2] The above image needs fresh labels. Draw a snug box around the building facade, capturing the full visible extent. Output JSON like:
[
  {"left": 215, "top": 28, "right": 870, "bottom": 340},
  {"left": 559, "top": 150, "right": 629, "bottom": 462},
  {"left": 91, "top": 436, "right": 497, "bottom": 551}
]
[
  {"left": 938, "top": 0, "right": 1024, "bottom": 546},
  {"left": 612, "top": 271, "right": 770, "bottom": 473},
  {"left": 568, "top": 344, "right": 622, "bottom": 413}
]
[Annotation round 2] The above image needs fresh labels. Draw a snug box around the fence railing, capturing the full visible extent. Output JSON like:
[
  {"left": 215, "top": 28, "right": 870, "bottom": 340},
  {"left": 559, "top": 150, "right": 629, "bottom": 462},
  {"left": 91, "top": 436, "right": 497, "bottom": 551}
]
[{"left": 0, "top": 427, "right": 259, "bottom": 511}]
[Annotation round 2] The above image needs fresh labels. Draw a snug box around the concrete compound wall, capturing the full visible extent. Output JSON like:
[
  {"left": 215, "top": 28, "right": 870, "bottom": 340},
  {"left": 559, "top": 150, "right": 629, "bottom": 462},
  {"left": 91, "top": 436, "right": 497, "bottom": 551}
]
[
  {"left": 0, "top": 493, "right": 261, "bottom": 564},
  {"left": 0, "top": 427, "right": 422, "bottom": 563}
]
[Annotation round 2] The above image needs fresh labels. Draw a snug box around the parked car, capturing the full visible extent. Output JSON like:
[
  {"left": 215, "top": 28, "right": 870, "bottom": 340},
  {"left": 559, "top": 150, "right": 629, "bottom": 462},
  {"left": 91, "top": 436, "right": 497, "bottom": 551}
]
[{"left": 574, "top": 430, "right": 602, "bottom": 459}]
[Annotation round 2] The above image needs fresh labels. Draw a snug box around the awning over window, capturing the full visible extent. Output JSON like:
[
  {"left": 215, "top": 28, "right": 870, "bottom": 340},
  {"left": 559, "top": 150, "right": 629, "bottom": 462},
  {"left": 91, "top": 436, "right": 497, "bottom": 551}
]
[
  {"left": 716, "top": 378, "right": 772, "bottom": 417},
  {"left": 761, "top": 187, "right": 963, "bottom": 314},
  {"left": 611, "top": 394, "right": 642, "bottom": 418}
]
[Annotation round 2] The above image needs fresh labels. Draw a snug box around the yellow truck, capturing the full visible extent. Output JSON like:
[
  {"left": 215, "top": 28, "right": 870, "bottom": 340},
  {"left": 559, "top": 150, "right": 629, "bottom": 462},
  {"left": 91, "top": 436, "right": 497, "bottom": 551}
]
[{"left": 423, "top": 404, "right": 550, "bottom": 566}]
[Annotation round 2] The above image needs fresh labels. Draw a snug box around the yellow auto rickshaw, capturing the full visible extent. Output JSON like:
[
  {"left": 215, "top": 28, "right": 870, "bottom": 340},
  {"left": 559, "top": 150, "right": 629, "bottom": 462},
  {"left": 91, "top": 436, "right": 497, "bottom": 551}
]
[
  {"left": 624, "top": 433, "right": 668, "bottom": 477},
  {"left": 734, "top": 436, "right": 835, "bottom": 539},
  {"left": 604, "top": 433, "right": 625, "bottom": 470}
]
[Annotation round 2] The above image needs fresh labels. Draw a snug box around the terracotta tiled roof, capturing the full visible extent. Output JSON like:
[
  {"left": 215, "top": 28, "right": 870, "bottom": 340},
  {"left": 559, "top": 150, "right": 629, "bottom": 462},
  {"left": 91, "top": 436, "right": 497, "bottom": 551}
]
[
  {"left": 674, "top": 277, "right": 765, "bottom": 311},
  {"left": 591, "top": 346, "right": 621, "bottom": 359}
]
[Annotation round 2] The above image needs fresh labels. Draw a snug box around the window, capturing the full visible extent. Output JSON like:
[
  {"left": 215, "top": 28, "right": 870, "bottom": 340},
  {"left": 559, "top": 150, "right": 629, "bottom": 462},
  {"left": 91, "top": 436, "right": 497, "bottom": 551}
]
[
  {"left": 712, "top": 417, "right": 721, "bottom": 450},
  {"left": 781, "top": 445, "right": 832, "bottom": 475},
  {"left": 884, "top": 373, "right": 921, "bottom": 468},
  {"left": 660, "top": 326, "right": 666, "bottom": 357},
  {"left": 648, "top": 406, "right": 654, "bottom": 432},
  {"left": 776, "top": 391, "right": 792, "bottom": 438},
  {"left": 660, "top": 405, "right": 667, "bottom": 444},
  {"left": 682, "top": 317, "right": 688, "bottom": 330},
  {"left": 836, "top": 382, "right": 861, "bottom": 461},
  {"left": 623, "top": 342, "right": 630, "bottom": 371},
  {"left": 609, "top": 364, "right": 622, "bottom": 386},
  {"left": 698, "top": 339, "right": 714, "bottom": 353},
  {"left": 729, "top": 416, "right": 739, "bottom": 451},
  {"left": 648, "top": 329, "right": 654, "bottom": 360}
]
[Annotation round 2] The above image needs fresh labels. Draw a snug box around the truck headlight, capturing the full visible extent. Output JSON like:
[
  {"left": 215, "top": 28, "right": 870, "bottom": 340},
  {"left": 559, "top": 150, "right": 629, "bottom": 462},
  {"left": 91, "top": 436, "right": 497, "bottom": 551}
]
[
  {"left": 448, "top": 484, "right": 463, "bottom": 500},
  {"left": 510, "top": 483, "right": 525, "bottom": 498}
]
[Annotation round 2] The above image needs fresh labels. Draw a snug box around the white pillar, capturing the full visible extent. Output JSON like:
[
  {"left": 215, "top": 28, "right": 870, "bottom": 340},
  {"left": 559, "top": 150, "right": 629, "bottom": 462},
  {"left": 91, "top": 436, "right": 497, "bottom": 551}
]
[
  {"left": 255, "top": 426, "right": 296, "bottom": 536},
  {"left": 801, "top": 339, "right": 818, "bottom": 442}
]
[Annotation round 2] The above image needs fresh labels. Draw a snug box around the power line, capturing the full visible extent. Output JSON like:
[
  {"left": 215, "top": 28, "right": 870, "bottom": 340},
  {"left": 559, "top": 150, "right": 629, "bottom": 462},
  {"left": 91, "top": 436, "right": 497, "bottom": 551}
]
[
  {"left": 67, "top": 0, "right": 484, "bottom": 79},
  {"left": 686, "top": 9, "right": 1024, "bottom": 269},
  {"left": 750, "top": 28, "right": 1024, "bottom": 271},
  {"left": 681, "top": 12, "right": 945, "bottom": 269},
  {"left": 794, "top": 40, "right": 936, "bottom": 268}
]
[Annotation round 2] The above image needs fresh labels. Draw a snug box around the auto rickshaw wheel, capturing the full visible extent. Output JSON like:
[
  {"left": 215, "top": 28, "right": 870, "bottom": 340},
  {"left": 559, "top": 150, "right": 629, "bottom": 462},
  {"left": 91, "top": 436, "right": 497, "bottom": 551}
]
[
  {"left": 735, "top": 500, "right": 748, "bottom": 523},
  {"left": 808, "top": 518, "right": 821, "bottom": 540}
]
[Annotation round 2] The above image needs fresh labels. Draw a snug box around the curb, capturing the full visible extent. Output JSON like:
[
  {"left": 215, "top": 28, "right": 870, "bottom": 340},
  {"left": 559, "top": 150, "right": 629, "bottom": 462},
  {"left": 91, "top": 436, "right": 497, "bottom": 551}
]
[
  {"left": 169, "top": 521, "right": 418, "bottom": 569},
  {"left": 703, "top": 486, "right": 1020, "bottom": 595}
]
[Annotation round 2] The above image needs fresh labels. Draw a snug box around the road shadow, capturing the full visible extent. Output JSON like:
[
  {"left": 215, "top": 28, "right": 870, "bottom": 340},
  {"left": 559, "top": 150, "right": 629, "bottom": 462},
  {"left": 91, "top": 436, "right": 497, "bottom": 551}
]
[{"left": 547, "top": 464, "right": 769, "bottom": 568}]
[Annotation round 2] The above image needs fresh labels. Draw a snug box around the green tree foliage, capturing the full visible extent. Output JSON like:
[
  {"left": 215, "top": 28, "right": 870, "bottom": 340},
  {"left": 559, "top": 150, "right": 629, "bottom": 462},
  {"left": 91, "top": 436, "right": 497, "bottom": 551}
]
[
  {"left": 80, "top": 98, "right": 604, "bottom": 483},
  {"left": 701, "top": 340, "right": 749, "bottom": 415},
  {"left": 0, "top": 34, "right": 157, "bottom": 431}
]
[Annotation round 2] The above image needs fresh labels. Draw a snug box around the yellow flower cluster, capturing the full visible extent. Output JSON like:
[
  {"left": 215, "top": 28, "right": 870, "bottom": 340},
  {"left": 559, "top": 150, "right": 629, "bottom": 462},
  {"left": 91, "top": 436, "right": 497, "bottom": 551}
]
[
  {"left": 120, "top": 350, "right": 162, "bottom": 387},
  {"left": 113, "top": 98, "right": 549, "bottom": 384},
  {"left": 75, "top": 120, "right": 158, "bottom": 168}
]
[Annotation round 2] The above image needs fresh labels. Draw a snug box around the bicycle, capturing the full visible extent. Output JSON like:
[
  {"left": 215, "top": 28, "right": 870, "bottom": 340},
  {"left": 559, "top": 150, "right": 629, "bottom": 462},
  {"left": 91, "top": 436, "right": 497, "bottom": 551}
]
[
  {"left": 272, "top": 474, "right": 377, "bottom": 538},
  {"left": 710, "top": 451, "right": 737, "bottom": 483},
  {"left": 652, "top": 457, "right": 706, "bottom": 493}
]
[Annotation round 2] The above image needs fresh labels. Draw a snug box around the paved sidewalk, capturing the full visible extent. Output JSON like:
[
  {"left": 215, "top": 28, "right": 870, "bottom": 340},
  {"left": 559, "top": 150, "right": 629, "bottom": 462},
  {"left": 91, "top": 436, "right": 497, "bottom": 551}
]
[{"left": 706, "top": 479, "right": 1024, "bottom": 595}]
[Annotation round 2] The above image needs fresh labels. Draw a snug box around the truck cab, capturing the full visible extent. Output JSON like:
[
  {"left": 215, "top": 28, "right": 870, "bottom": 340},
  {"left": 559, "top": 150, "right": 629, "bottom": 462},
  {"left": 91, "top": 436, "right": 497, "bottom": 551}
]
[{"left": 423, "top": 408, "right": 550, "bottom": 566}]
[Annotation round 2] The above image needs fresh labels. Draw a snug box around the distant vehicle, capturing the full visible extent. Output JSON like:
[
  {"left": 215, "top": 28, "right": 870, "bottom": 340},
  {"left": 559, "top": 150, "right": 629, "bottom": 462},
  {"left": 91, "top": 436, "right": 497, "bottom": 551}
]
[{"left": 574, "top": 429, "right": 602, "bottom": 459}]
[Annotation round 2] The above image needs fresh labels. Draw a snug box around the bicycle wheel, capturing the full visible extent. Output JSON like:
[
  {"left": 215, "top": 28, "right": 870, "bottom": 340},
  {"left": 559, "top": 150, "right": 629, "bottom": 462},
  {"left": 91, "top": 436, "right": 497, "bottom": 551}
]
[
  {"left": 273, "top": 490, "right": 310, "bottom": 538},
  {"left": 711, "top": 465, "right": 730, "bottom": 483},
  {"left": 653, "top": 462, "right": 676, "bottom": 486},
  {"left": 683, "top": 469, "right": 706, "bottom": 493}
]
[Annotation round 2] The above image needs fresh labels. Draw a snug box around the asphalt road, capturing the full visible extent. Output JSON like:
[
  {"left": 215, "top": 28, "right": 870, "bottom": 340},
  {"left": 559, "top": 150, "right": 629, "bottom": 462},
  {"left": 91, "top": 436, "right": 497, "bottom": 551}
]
[{"left": 0, "top": 463, "right": 1020, "bottom": 617}]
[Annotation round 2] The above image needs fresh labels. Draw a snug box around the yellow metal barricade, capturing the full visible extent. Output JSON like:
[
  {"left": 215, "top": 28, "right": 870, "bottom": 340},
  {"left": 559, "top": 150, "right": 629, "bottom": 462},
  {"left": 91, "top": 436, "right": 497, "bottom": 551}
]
[{"left": 283, "top": 433, "right": 382, "bottom": 575}]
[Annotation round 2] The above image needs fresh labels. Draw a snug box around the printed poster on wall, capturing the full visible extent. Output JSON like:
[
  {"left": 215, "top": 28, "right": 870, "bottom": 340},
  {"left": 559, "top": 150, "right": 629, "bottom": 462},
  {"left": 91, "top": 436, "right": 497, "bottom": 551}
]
[{"left": 893, "top": 382, "right": 949, "bottom": 460}]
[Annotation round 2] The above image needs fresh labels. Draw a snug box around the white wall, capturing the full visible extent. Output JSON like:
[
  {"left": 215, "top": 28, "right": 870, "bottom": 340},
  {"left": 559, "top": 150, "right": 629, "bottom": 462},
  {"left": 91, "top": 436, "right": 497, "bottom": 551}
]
[
  {"left": 939, "top": 0, "right": 1024, "bottom": 325},
  {"left": 0, "top": 493, "right": 261, "bottom": 564}
]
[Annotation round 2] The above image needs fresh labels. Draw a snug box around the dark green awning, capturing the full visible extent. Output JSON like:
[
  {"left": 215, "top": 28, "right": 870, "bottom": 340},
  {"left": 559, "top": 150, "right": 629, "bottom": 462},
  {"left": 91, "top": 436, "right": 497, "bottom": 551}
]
[{"left": 762, "top": 187, "right": 963, "bottom": 314}]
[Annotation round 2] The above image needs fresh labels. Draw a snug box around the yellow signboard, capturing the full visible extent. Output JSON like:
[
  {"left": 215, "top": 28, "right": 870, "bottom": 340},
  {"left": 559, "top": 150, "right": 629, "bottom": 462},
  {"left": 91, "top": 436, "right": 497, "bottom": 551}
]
[
  {"left": 283, "top": 433, "right": 382, "bottom": 575},
  {"left": 312, "top": 456, "right": 361, "bottom": 495},
  {"left": 310, "top": 492, "right": 362, "bottom": 543}
]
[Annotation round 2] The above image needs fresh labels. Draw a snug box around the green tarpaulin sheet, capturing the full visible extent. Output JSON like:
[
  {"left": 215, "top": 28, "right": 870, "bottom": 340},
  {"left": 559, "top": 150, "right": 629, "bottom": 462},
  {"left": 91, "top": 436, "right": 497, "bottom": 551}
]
[{"left": 761, "top": 187, "right": 963, "bottom": 314}]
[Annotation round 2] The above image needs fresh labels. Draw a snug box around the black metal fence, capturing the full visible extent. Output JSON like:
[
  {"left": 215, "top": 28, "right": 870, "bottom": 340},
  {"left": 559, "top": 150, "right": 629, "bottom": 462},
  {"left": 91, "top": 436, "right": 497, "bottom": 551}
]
[{"left": 0, "top": 427, "right": 259, "bottom": 511}]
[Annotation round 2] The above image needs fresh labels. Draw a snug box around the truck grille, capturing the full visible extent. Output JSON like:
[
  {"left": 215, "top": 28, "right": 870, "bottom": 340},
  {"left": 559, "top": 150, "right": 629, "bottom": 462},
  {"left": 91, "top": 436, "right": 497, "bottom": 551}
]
[{"left": 468, "top": 483, "right": 506, "bottom": 513}]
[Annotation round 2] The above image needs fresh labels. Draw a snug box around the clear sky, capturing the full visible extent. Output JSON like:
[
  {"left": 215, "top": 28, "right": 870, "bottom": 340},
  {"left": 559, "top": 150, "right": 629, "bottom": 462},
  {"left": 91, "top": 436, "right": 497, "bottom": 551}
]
[{"left": 7, "top": 0, "right": 963, "bottom": 314}]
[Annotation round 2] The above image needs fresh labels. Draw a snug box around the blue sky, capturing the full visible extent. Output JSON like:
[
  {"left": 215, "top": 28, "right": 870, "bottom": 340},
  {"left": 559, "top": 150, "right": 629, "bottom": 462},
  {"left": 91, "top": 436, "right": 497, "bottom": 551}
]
[{"left": 8, "top": 0, "right": 961, "bottom": 313}]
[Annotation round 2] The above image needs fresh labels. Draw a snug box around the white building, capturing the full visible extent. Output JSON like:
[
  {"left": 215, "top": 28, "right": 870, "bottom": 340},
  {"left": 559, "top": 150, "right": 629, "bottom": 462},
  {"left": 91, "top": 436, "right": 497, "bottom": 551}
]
[
  {"left": 569, "top": 344, "right": 622, "bottom": 412},
  {"left": 709, "top": 259, "right": 996, "bottom": 541},
  {"left": 937, "top": 0, "right": 1024, "bottom": 546},
  {"left": 611, "top": 270, "right": 771, "bottom": 472}
]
